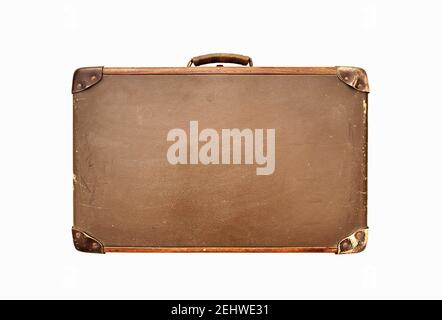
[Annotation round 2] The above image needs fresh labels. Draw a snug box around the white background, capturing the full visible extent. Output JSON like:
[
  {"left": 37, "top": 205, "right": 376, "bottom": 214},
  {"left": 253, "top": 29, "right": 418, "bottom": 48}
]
[{"left": 0, "top": 0, "right": 441, "bottom": 299}]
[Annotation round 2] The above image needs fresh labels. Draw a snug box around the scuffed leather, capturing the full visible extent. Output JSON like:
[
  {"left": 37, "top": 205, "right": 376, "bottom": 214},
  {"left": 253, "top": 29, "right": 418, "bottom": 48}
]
[
  {"left": 188, "top": 53, "right": 253, "bottom": 67},
  {"left": 72, "top": 66, "right": 103, "bottom": 93},
  {"left": 337, "top": 66, "right": 369, "bottom": 92},
  {"left": 73, "top": 73, "right": 368, "bottom": 249}
]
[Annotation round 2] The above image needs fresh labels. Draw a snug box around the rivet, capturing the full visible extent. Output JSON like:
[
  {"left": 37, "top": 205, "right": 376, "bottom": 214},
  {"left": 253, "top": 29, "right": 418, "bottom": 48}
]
[
  {"left": 76, "top": 83, "right": 82, "bottom": 89},
  {"left": 92, "top": 242, "right": 98, "bottom": 248},
  {"left": 341, "top": 239, "right": 352, "bottom": 251},
  {"left": 355, "top": 231, "right": 365, "bottom": 242},
  {"left": 75, "top": 232, "right": 81, "bottom": 239},
  {"left": 344, "top": 76, "right": 349, "bottom": 81},
  {"left": 91, "top": 75, "right": 97, "bottom": 81},
  {"left": 357, "top": 84, "right": 362, "bottom": 88}
]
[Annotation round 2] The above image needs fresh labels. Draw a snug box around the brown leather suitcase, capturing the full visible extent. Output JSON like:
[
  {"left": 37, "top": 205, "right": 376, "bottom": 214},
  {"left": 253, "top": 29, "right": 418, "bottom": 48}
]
[{"left": 72, "top": 53, "right": 369, "bottom": 254}]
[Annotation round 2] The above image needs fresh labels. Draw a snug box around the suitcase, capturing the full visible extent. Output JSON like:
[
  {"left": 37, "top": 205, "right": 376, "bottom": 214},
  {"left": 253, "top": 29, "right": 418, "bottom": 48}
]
[{"left": 72, "top": 53, "right": 369, "bottom": 254}]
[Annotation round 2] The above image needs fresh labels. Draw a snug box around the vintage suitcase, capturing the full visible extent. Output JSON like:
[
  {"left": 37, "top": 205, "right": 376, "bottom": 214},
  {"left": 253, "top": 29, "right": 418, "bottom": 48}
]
[{"left": 72, "top": 53, "right": 368, "bottom": 254}]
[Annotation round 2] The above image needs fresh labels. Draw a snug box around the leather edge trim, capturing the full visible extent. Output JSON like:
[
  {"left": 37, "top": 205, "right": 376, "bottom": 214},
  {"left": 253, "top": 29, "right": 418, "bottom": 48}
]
[
  {"left": 72, "top": 67, "right": 103, "bottom": 94},
  {"left": 72, "top": 227, "right": 105, "bottom": 254},
  {"left": 103, "top": 67, "right": 337, "bottom": 75},
  {"left": 337, "top": 66, "right": 369, "bottom": 92},
  {"left": 104, "top": 247, "right": 337, "bottom": 253},
  {"left": 337, "top": 228, "right": 368, "bottom": 254}
]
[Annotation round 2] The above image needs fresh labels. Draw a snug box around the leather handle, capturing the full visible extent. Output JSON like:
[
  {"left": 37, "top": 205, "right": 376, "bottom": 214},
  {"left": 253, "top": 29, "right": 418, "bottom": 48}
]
[{"left": 187, "top": 53, "right": 253, "bottom": 67}]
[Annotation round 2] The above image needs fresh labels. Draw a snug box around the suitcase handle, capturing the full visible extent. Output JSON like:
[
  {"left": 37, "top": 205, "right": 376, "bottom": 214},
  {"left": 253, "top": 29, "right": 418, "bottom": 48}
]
[{"left": 187, "top": 53, "right": 253, "bottom": 67}]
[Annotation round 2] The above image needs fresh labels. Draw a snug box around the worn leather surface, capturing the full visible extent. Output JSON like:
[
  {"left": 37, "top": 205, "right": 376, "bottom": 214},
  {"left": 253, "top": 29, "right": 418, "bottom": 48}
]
[
  {"left": 72, "top": 227, "right": 104, "bottom": 253},
  {"left": 72, "top": 67, "right": 103, "bottom": 93},
  {"left": 73, "top": 73, "right": 367, "bottom": 248},
  {"left": 337, "top": 66, "right": 369, "bottom": 92},
  {"left": 189, "top": 53, "right": 253, "bottom": 67}
]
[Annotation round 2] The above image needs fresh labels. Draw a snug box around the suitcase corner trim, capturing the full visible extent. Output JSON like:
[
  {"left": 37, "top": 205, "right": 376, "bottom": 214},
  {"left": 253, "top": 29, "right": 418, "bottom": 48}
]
[
  {"left": 336, "top": 66, "right": 369, "bottom": 93},
  {"left": 72, "top": 66, "right": 104, "bottom": 94},
  {"left": 72, "top": 227, "right": 105, "bottom": 254},
  {"left": 337, "top": 228, "right": 369, "bottom": 254}
]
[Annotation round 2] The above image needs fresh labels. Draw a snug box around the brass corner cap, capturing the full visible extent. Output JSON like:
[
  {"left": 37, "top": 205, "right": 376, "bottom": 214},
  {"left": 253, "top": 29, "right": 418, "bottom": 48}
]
[
  {"left": 72, "top": 227, "right": 104, "bottom": 254},
  {"left": 72, "top": 66, "right": 103, "bottom": 94},
  {"left": 337, "top": 228, "right": 368, "bottom": 254},
  {"left": 337, "top": 66, "right": 369, "bottom": 93}
]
